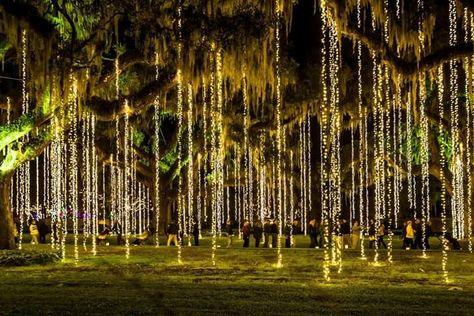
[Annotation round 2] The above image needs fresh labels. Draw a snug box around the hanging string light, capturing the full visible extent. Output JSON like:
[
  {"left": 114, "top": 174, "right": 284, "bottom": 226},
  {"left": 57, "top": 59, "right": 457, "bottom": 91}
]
[
  {"left": 300, "top": 121, "right": 306, "bottom": 234},
  {"left": 372, "top": 51, "right": 380, "bottom": 264},
  {"left": 202, "top": 78, "right": 208, "bottom": 224},
  {"left": 123, "top": 102, "right": 131, "bottom": 259},
  {"left": 384, "top": 65, "right": 393, "bottom": 264},
  {"left": 319, "top": 0, "right": 331, "bottom": 281},
  {"left": 187, "top": 83, "right": 194, "bottom": 246},
  {"left": 438, "top": 66, "right": 449, "bottom": 283},
  {"left": 154, "top": 53, "right": 161, "bottom": 246},
  {"left": 242, "top": 71, "right": 249, "bottom": 222},
  {"left": 419, "top": 72, "right": 430, "bottom": 257},
  {"left": 289, "top": 149, "right": 294, "bottom": 245},
  {"left": 176, "top": 1, "right": 184, "bottom": 264},
  {"left": 275, "top": 0, "right": 283, "bottom": 268},
  {"left": 357, "top": 40, "right": 366, "bottom": 260},
  {"left": 215, "top": 48, "right": 225, "bottom": 237},
  {"left": 350, "top": 123, "right": 355, "bottom": 230},
  {"left": 67, "top": 76, "right": 79, "bottom": 263},
  {"left": 307, "top": 113, "right": 312, "bottom": 231},
  {"left": 449, "top": 0, "right": 463, "bottom": 240}
]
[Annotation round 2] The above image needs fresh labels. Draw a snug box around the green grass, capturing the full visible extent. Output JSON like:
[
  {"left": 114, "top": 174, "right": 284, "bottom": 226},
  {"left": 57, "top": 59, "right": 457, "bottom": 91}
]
[{"left": 0, "top": 235, "right": 473, "bottom": 315}]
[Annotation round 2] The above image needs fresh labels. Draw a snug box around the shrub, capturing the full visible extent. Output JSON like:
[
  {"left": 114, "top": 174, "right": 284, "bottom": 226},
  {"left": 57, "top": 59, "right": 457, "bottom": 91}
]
[{"left": 0, "top": 250, "right": 61, "bottom": 267}]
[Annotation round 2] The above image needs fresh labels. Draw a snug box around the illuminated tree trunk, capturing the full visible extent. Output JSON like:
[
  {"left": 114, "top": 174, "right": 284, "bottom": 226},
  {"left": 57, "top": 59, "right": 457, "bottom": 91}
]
[{"left": 0, "top": 175, "right": 15, "bottom": 250}]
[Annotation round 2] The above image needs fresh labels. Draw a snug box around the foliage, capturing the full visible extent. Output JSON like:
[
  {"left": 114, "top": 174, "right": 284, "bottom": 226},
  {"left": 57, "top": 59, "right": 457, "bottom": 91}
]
[
  {"left": 437, "top": 130, "right": 453, "bottom": 163},
  {"left": 159, "top": 148, "right": 178, "bottom": 173},
  {"left": 0, "top": 249, "right": 60, "bottom": 266}
]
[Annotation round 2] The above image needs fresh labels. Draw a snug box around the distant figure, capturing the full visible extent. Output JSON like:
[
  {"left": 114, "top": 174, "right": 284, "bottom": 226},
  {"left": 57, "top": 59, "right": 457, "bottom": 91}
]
[
  {"left": 414, "top": 218, "right": 423, "bottom": 249},
  {"left": 404, "top": 220, "right": 415, "bottom": 249},
  {"left": 340, "top": 219, "right": 351, "bottom": 249},
  {"left": 29, "top": 220, "right": 39, "bottom": 244},
  {"left": 270, "top": 219, "right": 278, "bottom": 248},
  {"left": 285, "top": 221, "right": 292, "bottom": 248},
  {"left": 368, "top": 219, "right": 376, "bottom": 249},
  {"left": 242, "top": 220, "right": 251, "bottom": 248},
  {"left": 112, "top": 220, "right": 123, "bottom": 245},
  {"left": 263, "top": 219, "right": 271, "bottom": 248},
  {"left": 226, "top": 220, "right": 233, "bottom": 248},
  {"left": 351, "top": 220, "right": 361, "bottom": 249},
  {"left": 377, "top": 222, "right": 387, "bottom": 249},
  {"left": 193, "top": 221, "right": 200, "bottom": 246},
  {"left": 308, "top": 219, "right": 318, "bottom": 248},
  {"left": 166, "top": 221, "right": 179, "bottom": 246},
  {"left": 37, "top": 219, "right": 49, "bottom": 244},
  {"left": 97, "top": 225, "right": 110, "bottom": 245},
  {"left": 253, "top": 219, "right": 263, "bottom": 248},
  {"left": 133, "top": 228, "right": 150, "bottom": 245},
  {"left": 424, "top": 221, "right": 432, "bottom": 249}
]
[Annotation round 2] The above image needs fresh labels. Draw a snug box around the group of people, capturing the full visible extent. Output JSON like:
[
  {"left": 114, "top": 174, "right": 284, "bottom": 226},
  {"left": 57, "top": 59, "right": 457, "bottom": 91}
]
[{"left": 239, "top": 218, "right": 283, "bottom": 248}]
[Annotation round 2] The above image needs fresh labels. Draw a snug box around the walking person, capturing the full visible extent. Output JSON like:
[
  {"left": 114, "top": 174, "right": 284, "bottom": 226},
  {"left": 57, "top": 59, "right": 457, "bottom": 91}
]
[
  {"left": 341, "top": 218, "right": 351, "bottom": 249},
  {"left": 404, "top": 220, "right": 415, "bottom": 250},
  {"left": 368, "top": 219, "right": 376, "bottom": 249},
  {"left": 285, "top": 221, "right": 292, "bottom": 248},
  {"left": 263, "top": 218, "right": 271, "bottom": 248},
  {"left": 38, "top": 218, "right": 49, "bottom": 244},
  {"left": 242, "top": 220, "right": 251, "bottom": 248},
  {"left": 253, "top": 218, "right": 263, "bottom": 248},
  {"left": 270, "top": 219, "right": 278, "bottom": 248},
  {"left": 166, "top": 220, "right": 179, "bottom": 246},
  {"left": 29, "top": 220, "right": 39, "bottom": 245},
  {"left": 308, "top": 219, "right": 317, "bottom": 248},
  {"left": 414, "top": 218, "right": 423, "bottom": 249},
  {"left": 112, "top": 220, "right": 123, "bottom": 245},
  {"left": 226, "top": 219, "right": 234, "bottom": 248},
  {"left": 193, "top": 221, "right": 200, "bottom": 246},
  {"left": 377, "top": 222, "right": 387, "bottom": 249},
  {"left": 351, "top": 220, "right": 361, "bottom": 249}
]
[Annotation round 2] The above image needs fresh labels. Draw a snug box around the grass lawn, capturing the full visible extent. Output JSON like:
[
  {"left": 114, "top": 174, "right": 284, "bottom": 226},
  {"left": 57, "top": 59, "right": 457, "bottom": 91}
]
[{"left": 0, "top": 235, "right": 473, "bottom": 315}]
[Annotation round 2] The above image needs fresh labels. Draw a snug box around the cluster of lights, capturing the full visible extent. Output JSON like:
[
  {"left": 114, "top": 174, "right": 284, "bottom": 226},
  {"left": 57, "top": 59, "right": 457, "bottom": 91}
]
[{"left": 68, "top": 76, "right": 79, "bottom": 262}]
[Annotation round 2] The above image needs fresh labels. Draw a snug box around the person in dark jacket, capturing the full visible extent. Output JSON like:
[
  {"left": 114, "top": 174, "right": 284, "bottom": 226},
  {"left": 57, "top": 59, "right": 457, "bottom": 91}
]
[
  {"left": 253, "top": 219, "right": 263, "bottom": 248},
  {"left": 166, "top": 220, "right": 179, "bottom": 246},
  {"left": 368, "top": 219, "right": 376, "bottom": 249},
  {"left": 424, "top": 221, "right": 432, "bottom": 249},
  {"left": 285, "top": 221, "right": 292, "bottom": 248},
  {"left": 193, "top": 221, "right": 200, "bottom": 246},
  {"left": 242, "top": 220, "right": 251, "bottom": 247},
  {"left": 308, "top": 219, "right": 318, "bottom": 248},
  {"left": 263, "top": 218, "right": 271, "bottom": 248},
  {"left": 270, "top": 219, "right": 278, "bottom": 248},
  {"left": 340, "top": 219, "right": 351, "bottom": 249},
  {"left": 37, "top": 219, "right": 49, "bottom": 244},
  {"left": 414, "top": 218, "right": 423, "bottom": 249},
  {"left": 226, "top": 219, "right": 233, "bottom": 248},
  {"left": 112, "top": 220, "right": 123, "bottom": 245}
]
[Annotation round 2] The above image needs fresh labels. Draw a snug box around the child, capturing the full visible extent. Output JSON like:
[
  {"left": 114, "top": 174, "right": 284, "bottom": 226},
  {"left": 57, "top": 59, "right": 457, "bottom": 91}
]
[{"left": 30, "top": 220, "right": 39, "bottom": 244}]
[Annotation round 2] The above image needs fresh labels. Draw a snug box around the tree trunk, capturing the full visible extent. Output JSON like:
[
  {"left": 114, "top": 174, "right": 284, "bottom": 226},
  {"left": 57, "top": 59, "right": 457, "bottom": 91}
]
[{"left": 0, "top": 175, "right": 15, "bottom": 250}]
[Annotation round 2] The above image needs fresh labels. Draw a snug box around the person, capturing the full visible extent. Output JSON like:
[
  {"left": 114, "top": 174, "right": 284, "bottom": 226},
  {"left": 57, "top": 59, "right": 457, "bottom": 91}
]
[
  {"left": 29, "top": 220, "right": 39, "bottom": 244},
  {"left": 193, "top": 221, "right": 200, "bottom": 246},
  {"left": 242, "top": 220, "right": 251, "bottom": 247},
  {"left": 253, "top": 219, "right": 263, "bottom": 248},
  {"left": 263, "top": 218, "right": 271, "bottom": 248},
  {"left": 270, "top": 219, "right": 278, "bottom": 248},
  {"left": 414, "top": 218, "right": 423, "bottom": 249},
  {"left": 404, "top": 220, "right": 415, "bottom": 250},
  {"left": 112, "top": 220, "right": 123, "bottom": 245},
  {"left": 284, "top": 221, "right": 292, "bottom": 248},
  {"left": 424, "top": 220, "right": 432, "bottom": 249},
  {"left": 226, "top": 219, "right": 233, "bottom": 248},
  {"left": 377, "top": 222, "right": 387, "bottom": 249},
  {"left": 308, "top": 219, "right": 318, "bottom": 248},
  {"left": 167, "top": 220, "right": 179, "bottom": 246},
  {"left": 341, "top": 219, "right": 351, "bottom": 249},
  {"left": 368, "top": 219, "right": 376, "bottom": 249},
  {"left": 351, "top": 220, "right": 361, "bottom": 249},
  {"left": 38, "top": 219, "right": 49, "bottom": 244},
  {"left": 133, "top": 227, "right": 150, "bottom": 245},
  {"left": 97, "top": 225, "right": 110, "bottom": 245}
]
